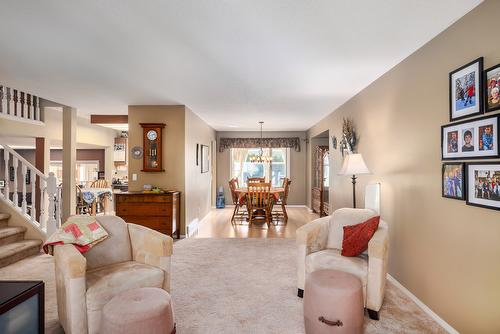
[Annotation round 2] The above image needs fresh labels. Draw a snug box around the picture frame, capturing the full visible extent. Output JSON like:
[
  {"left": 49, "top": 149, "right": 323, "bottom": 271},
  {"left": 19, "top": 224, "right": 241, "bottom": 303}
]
[
  {"left": 196, "top": 144, "right": 199, "bottom": 166},
  {"left": 201, "top": 144, "right": 209, "bottom": 173},
  {"left": 441, "top": 114, "right": 499, "bottom": 160},
  {"left": 466, "top": 162, "right": 500, "bottom": 211},
  {"left": 449, "top": 57, "right": 483, "bottom": 121},
  {"left": 442, "top": 162, "right": 465, "bottom": 200},
  {"left": 484, "top": 63, "right": 500, "bottom": 113}
]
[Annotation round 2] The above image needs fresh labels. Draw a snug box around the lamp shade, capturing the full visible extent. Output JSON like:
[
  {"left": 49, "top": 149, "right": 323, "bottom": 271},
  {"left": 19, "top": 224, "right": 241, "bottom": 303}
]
[{"left": 338, "top": 153, "right": 371, "bottom": 175}]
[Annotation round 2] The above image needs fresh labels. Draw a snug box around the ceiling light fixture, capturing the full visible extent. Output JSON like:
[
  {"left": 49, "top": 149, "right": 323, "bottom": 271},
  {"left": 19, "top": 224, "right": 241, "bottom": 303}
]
[{"left": 250, "top": 121, "right": 272, "bottom": 163}]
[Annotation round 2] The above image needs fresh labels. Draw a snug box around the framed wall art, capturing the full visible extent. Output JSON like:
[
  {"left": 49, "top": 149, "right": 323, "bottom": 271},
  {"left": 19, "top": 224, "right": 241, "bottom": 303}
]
[
  {"left": 442, "top": 162, "right": 465, "bottom": 200},
  {"left": 196, "top": 144, "right": 199, "bottom": 166},
  {"left": 201, "top": 144, "right": 209, "bottom": 173},
  {"left": 466, "top": 162, "right": 500, "bottom": 211},
  {"left": 441, "top": 115, "right": 499, "bottom": 160},
  {"left": 449, "top": 57, "right": 483, "bottom": 121},
  {"left": 484, "top": 63, "right": 500, "bottom": 113}
]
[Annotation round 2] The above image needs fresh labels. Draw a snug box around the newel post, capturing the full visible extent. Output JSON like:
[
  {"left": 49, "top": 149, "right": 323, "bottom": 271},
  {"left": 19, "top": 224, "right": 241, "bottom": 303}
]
[{"left": 46, "top": 172, "right": 58, "bottom": 236}]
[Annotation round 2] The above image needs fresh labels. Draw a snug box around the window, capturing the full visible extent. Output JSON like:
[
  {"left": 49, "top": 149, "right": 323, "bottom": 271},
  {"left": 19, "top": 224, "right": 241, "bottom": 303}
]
[{"left": 230, "top": 148, "right": 290, "bottom": 187}]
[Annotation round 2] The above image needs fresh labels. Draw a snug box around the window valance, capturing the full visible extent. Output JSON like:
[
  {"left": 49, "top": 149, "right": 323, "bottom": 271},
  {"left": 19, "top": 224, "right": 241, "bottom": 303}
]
[{"left": 218, "top": 137, "right": 301, "bottom": 152}]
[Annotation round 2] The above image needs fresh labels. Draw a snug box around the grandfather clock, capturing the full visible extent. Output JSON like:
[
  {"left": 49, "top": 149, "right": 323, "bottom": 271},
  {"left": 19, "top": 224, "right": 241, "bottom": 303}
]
[{"left": 140, "top": 123, "right": 165, "bottom": 172}]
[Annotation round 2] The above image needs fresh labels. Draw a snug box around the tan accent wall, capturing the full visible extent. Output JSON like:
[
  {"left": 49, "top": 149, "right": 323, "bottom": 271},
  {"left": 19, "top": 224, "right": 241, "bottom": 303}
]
[
  {"left": 128, "top": 105, "right": 215, "bottom": 235},
  {"left": 128, "top": 105, "right": 186, "bottom": 230},
  {"left": 216, "top": 131, "right": 307, "bottom": 205},
  {"left": 184, "top": 109, "right": 216, "bottom": 231},
  {"left": 307, "top": 1, "right": 500, "bottom": 332}
]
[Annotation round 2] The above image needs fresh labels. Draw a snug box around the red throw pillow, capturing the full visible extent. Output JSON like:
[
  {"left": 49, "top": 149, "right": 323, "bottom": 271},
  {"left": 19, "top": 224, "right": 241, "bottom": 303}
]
[{"left": 341, "top": 216, "right": 380, "bottom": 257}]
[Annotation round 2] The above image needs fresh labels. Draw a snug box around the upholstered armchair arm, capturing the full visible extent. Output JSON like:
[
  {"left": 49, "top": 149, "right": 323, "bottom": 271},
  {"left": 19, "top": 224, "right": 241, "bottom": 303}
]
[
  {"left": 366, "top": 221, "right": 389, "bottom": 312},
  {"left": 296, "top": 216, "right": 330, "bottom": 292},
  {"left": 53, "top": 244, "right": 88, "bottom": 334},
  {"left": 128, "top": 223, "right": 174, "bottom": 292}
]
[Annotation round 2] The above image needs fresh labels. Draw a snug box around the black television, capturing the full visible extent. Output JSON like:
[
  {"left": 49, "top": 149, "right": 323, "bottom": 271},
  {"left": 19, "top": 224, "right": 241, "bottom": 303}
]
[{"left": 0, "top": 281, "right": 44, "bottom": 334}]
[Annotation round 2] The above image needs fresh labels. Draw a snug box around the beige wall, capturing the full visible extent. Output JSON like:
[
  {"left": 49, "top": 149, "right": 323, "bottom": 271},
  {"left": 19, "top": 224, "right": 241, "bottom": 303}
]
[
  {"left": 307, "top": 1, "right": 500, "bottom": 332},
  {"left": 216, "top": 131, "right": 307, "bottom": 205},
  {"left": 0, "top": 107, "right": 118, "bottom": 148},
  {"left": 128, "top": 105, "right": 215, "bottom": 235},
  {"left": 0, "top": 107, "right": 118, "bottom": 180},
  {"left": 185, "top": 109, "right": 216, "bottom": 232}
]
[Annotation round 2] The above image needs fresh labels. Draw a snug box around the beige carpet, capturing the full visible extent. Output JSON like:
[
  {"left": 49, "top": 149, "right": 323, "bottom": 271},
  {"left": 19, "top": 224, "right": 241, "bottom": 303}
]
[
  {"left": 171, "top": 238, "right": 446, "bottom": 334},
  {"left": 0, "top": 238, "right": 447, "bottom": 333}
]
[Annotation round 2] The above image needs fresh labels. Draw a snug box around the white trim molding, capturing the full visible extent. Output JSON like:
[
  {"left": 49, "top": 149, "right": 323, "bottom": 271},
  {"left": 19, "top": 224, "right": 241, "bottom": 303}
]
[{"left": 387, "top": 274, "right": 459, "bottom": 334}]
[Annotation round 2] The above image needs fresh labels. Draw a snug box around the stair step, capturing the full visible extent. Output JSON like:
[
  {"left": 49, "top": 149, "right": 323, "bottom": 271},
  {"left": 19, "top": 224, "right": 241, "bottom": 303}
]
[
  {"left": 0, "top": 226, "right": 27, "bottom": 246},
  {"left": 0, "top": 213, "right": 10, "bottom": 227},
  {"left": 0, "top": 239, "right": 43, "bottom": 269}
]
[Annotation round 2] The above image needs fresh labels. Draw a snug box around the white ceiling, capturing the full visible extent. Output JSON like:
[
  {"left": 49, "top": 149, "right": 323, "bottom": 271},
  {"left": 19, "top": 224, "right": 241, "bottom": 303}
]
[{"left": 0, "top": 1, "right": 481, "bottom": 131}]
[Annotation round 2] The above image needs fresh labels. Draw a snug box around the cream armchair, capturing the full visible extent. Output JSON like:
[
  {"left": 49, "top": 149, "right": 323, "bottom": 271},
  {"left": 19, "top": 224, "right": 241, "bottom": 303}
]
[
  {"left": 296, "top": 208, "right": 389, "bottom": 320},
  {"left": 54, "top": 216, "right": 173, "bottom": 334}
]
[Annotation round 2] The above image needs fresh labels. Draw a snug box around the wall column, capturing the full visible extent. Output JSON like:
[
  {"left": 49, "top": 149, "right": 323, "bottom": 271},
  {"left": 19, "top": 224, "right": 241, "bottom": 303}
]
[{"left": 62, "top": 106, "right": 76, "bottom": 221}]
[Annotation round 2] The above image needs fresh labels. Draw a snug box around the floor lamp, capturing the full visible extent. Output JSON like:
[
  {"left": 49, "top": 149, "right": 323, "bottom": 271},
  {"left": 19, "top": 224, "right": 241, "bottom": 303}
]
[{"left": 338, "top": 153, "right": 371, "bottom": 208}]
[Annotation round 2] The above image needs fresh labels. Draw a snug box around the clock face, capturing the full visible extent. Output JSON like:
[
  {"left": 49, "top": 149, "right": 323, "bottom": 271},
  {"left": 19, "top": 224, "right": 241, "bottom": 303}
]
[{"left": 146, "top": 130, "right": 158, "bottom": 141}]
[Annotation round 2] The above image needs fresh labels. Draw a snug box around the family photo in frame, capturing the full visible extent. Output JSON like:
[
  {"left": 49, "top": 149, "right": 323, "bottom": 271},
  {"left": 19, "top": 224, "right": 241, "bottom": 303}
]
[
  {"left": 442, "top": 163, "right": 465, "bottom": 200},
  {"left": 449, "top": 57, "right": 483, "bottom": 121},
  {"left": 485, "top": 63, "right": 500, "bottom": 113},
  {"left": 441, "top": 115, "right": 499, "bottom": 160},
  {"left": 466, "top": 162, "right": 500, "bottom": 210}
]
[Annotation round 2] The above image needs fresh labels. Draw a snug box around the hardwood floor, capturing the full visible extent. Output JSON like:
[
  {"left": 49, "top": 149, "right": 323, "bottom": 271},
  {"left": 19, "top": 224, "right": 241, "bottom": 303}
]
[{"left": 194, "top": 206, "right": 319, "bottom": 238}]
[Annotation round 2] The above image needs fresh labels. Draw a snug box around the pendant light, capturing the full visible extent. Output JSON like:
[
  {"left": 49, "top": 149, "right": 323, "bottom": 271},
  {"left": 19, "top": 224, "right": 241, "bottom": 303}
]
[{"left": 250, "top": 121, "right": 273, "bottom": 163}]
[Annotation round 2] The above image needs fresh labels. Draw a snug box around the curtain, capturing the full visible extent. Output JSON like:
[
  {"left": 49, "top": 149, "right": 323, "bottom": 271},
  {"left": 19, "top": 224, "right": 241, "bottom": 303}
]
[{"left": 219, "top": 137, "right": 300, "bottom": 152}]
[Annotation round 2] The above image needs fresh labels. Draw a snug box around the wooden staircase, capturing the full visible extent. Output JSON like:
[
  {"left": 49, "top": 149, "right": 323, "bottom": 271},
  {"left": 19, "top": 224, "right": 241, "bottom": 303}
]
[{"left": 0, "top": 212, "right": 42, "bottom": 268}]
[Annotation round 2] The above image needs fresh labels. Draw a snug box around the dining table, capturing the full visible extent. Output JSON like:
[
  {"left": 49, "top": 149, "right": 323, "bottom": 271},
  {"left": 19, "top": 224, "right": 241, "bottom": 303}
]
[
  {"left": 80, "top": 187, "right": 113, "bottom": 215},
  {"left": 235, "top": 187, "right": 285, "bottom": 195},
  {"left": 235, "top": 187, "right": 286, "bottom": 219}
]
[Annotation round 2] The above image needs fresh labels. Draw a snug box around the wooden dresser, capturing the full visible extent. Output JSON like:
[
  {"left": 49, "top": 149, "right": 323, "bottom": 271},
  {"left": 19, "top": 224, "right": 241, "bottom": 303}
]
[{"left": 115, "top": 191, "right": 181, "bottom": 239}]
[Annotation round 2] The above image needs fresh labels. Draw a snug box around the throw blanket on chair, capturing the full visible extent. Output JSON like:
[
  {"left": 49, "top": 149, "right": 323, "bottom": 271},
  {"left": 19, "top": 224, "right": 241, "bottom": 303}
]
[{"left": 43, "top": 215, "right": 109, "bottom": 255}]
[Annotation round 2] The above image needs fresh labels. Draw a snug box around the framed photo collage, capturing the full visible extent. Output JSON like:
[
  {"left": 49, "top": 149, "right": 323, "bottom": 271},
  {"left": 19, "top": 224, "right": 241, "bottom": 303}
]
[{"left": 442, "top": 57, "right": 500, "bottom": 210}]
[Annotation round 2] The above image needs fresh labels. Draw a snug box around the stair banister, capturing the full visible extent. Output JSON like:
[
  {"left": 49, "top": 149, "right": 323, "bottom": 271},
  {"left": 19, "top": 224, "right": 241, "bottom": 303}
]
[{"left": 0, "top": 142, "right": 61, "bottom": 236}]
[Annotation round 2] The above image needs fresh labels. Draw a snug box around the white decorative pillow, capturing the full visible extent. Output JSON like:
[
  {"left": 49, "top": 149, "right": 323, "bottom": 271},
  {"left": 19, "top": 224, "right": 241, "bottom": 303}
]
[{"left": 326, "top": 208, "right": 377, "bottom": 250}]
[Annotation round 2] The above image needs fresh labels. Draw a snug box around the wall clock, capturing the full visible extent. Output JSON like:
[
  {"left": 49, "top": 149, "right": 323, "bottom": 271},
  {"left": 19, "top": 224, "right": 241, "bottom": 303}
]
[{"left": 140, "top": 123, "right": 165, "bottom": 172}]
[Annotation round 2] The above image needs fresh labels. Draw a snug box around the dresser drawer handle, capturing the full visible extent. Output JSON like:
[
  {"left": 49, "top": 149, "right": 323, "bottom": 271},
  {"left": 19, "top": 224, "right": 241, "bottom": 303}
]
[{"left": 318, "top": 316, "right": 342, "bottom": 327}]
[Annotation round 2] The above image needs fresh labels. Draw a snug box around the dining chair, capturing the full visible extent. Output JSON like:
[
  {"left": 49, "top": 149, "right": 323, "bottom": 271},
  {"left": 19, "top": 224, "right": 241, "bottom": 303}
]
[
  {"left": 76, "top": 185, "right": 91, "bottom": 215},
  {"left": 90, "top": 179, "right": 109, "bottom": 188},
  {"left": 273, "top": 178, "right": 292, "bottom": 224},
  {"left": 247, "top": 177, "right": 265, "bottom": 184},
  {"left": 90, "top": 179, "right": 110, "bottom": 215},
  {"left": 228, "top": 178, "right": 246, "bottom": 224},
  {"left": 246, "top": 182, "right": 272, "bottom": 226}
]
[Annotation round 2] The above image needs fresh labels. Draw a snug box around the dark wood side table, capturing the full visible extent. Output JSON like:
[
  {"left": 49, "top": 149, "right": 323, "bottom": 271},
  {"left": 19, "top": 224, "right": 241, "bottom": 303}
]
[{"left": 0, "top": 280, "right": 45, "bottom": 334}]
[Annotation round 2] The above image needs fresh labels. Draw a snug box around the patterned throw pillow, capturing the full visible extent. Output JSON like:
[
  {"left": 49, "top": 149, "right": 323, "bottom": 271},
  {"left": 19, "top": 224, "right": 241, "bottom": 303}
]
[{"left": 341, "top": 216, "right": 380, "bottom": 257}]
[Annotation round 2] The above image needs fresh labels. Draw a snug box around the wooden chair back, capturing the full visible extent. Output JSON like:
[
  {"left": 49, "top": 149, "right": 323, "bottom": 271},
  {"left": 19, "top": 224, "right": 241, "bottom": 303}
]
[
  {"left": 281, "top": 178, "right": 292, "bottom": 205},
  {"left": 247, "top": 177, "right": 265, "bottom": 184},
  {"left": 246, "top": 182, "right": 271, "bottom": 212},
  {"left": 228, "top": 178, "right": 239, "bottom": 205},
  {"left": 90, "top": 179, "right": 109, "bottom": 188}
]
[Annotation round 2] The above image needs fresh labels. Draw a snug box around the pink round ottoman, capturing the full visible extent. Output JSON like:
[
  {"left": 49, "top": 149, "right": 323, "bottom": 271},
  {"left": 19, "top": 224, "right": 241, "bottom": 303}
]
[
  {"left": 304, "top": 269, "right": 364, "bottom": 334},
  {"left": 101, "top": 287, "right": 175, "bottom": 334}
]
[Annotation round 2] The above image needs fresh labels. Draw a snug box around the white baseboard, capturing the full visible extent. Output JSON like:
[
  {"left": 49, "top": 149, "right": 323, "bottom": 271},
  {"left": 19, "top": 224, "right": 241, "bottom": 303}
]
[
  {"left": 286, "top": 205, "right": 308, "bottom": 208},
  {"left": 186, "top": 218, "right": 199, "bottom": 238},
  {"left": 387, "top": 274, "right": 459, "bottom": 334}
]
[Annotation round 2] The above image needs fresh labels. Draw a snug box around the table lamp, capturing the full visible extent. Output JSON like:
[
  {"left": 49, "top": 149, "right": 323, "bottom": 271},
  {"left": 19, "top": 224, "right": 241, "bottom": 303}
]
[{"left": 338, "top": 153, "right": 371, "bottom": 208}]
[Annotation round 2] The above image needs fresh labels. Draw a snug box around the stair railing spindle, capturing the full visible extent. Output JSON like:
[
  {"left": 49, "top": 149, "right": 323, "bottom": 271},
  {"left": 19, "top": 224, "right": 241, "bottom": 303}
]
[{"left": 21, "top": 164, "right": 27, "bottom": 214}]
